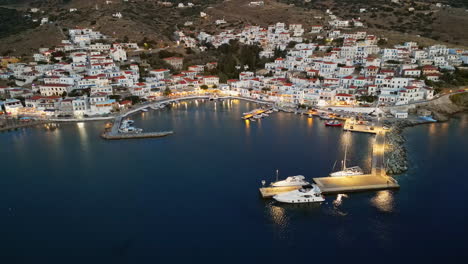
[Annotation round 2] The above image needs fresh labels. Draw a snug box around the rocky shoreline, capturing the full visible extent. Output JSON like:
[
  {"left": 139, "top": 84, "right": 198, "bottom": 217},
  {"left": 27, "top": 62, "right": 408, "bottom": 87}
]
[{"left": 385, "top": 93, "right": 468, "bottom": 175}]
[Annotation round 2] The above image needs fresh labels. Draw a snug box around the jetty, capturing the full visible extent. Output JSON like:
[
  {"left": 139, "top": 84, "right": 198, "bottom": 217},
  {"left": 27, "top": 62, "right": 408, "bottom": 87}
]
[
  {"left": 313, "top": 130, "right": 398, "bottom": 194},
  {"left": 259, "top": 130, "right": 399, "bottom": 197},
  {"left": 242, "top": 108, "right": 272, "bottom": 119},
  {"left": 101, "top": 115, "right": 174, "bottom": 140},
  {"left": 343, "top": 119, "right": 379, "bottom": 134},
  {"left": 101, "top": 131, "right": 174, "bottom": 140},
  {"left": 259, "top": 186, "right": 302, "bottom": 198}
]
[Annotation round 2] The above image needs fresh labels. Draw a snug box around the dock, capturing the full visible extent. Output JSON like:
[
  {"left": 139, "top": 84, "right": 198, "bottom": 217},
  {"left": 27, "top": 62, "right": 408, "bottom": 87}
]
[
  {"left": 259, "top": 130, "right": 399, "bottom": 198},
  {"left": 242, "top": 108, "right": 272, "bottom": 119},
  {"left": 102, "top": 115, "right": 174, "bottom": 140},
  {"left": 101, "top": 131, "right": 174, "bottom": 140},
  {"left": 313, "top": 174, "right": 399, "bottom": 194},
  {"left": 343, "top": 120, "right": 379, "bottom": 134},
  {"left": 259, "top": 186, "right": 302, "bottom": 198}
]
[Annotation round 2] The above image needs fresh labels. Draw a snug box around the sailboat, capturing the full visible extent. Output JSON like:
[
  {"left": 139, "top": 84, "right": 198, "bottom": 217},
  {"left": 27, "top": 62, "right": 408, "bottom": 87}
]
[{"left": 330, "top": 133, "right": 364, "bottom": 177}]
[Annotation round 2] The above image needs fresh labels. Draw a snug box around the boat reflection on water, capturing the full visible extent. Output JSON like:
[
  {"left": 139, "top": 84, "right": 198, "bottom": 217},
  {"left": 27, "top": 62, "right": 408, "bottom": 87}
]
[
  {"left": 329, "top": 194, "right": 349, "bottom": 216},
  {"left": 371, "top": 190, "right": 395, "bottom": 212},
  {"left": 333, "top": 193, "right": 348, "bottom": 207}
]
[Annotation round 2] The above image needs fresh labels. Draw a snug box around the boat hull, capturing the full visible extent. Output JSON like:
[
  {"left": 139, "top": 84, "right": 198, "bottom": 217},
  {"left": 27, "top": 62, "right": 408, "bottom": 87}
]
[{"left": 273, "top": 195, "right": 325, "bottom": 204}]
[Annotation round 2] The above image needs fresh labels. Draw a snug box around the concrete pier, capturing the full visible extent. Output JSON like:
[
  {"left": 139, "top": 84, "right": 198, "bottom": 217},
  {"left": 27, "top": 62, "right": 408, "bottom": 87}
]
[
  {"left": 259, "top": 186, "right": 302, "bottom": 198},
  {"left": 259, "top": 130, "right": 399, "bottom": 198},
  {"left": 343, "top": 120, "right": 379, "bottom": 134},
  {"left": 101, "top": 131, "right": 174, "bottom": 140},
  {"left": 313, "top": 175, "right": 399, "bottom": 194}
]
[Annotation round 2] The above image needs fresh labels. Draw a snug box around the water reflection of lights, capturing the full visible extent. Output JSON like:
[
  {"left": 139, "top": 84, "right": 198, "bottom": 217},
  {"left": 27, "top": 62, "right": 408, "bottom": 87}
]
[
  {"left": 371, "top": 190, "right": 394, "bottom": 212},
  {"left": 269, "top": 204, "right": 288, "bottom": 228},
  {"left": 307, "top": 117, "right": 313, "bottom": 128}
]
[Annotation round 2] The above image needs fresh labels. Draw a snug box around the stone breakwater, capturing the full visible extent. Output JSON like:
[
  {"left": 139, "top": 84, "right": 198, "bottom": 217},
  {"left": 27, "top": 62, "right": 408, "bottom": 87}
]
[
  {"left": 385, "top": 120, "right": 415, "bottom": 175},
  {"left": 385, "top": 92, "right": 468, "bottom": 175}
]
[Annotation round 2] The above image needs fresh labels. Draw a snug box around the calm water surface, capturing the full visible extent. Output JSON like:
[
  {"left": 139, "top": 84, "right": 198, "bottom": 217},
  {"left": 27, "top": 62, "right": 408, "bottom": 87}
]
[{"left": 1, "top": 100, "right": 467, "bottom": 263}]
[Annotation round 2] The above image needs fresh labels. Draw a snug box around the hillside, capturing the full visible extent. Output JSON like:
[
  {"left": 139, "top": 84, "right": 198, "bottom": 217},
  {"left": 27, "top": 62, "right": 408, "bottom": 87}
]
[
  {"left": 0, "top": 0, "right": 467, "bottom": 56},
  {"left": 279, "top": 0, "right": 468, "bottom": 46}
]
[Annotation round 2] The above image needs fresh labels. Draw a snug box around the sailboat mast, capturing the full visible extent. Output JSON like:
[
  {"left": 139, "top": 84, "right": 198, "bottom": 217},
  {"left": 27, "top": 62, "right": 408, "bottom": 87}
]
[{"left": 343, "top": 134, "right": 348, "bottom": 170}]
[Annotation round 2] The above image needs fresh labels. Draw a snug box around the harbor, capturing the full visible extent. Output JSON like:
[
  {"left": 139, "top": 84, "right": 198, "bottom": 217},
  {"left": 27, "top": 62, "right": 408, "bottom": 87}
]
[{"left": 2, "top": 97, "right": 467, "bottom": 262}]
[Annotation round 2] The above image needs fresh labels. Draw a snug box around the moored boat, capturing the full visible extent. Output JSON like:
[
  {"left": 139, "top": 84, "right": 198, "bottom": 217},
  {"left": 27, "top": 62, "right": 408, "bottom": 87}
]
[
  {"left": 271, "top": 175, "right": 309, "bottom": 187},
  {"left": 330, "top": 132, "right": 364, "bottom": 177},
  {"left": 273, "top": 184, "right": 325, "bottom": 204},
  {"left": 320, "top": 114, "right": 334, "bottom": 120},
  {"left": 325, "top": 120, "right": 342, "bottom": 127},
  {"left": 330, "top": 166, "right": 364, "bottom": 177}
]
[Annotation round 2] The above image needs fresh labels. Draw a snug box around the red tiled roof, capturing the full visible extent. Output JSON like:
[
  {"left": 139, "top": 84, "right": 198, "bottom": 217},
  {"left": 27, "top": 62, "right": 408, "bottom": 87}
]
[{"left": 336, "top": 93, "right": 352, "bottom": 97}]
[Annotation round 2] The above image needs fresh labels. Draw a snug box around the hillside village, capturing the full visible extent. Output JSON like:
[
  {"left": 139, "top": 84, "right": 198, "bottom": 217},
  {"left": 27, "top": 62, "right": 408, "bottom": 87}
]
[{"left": 1, "top": 10, "right": 468, "bottom": 119}]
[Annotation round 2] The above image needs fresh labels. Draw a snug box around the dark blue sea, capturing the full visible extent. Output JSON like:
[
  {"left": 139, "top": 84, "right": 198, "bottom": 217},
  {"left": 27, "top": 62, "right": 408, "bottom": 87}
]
[{"left": 1, "top": 99, "right": 468, "bottom": 263}]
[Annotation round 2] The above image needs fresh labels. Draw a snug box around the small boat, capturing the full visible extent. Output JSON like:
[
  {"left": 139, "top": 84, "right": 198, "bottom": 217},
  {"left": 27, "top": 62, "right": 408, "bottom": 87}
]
[
  {"left": 325, "top": 120, "right": 342, "bottom": 127},
  {"left": 308, "top": 114, "right": 313, "bottom": 118},
  {"left": 273, "top": 108, "right": 279, "bottom": 112},
  {"left": 249, "top": 118, "right": 256, "bottom": 122},
  {"left": 141, "top": 108, "right": 149, "bottom": 112},
  {"left": 273, "top": 184, "right": 325, "bottom": 204},
  {"left": 271, "top": 175, "right": 309, "bottom": 187},
  {"left": 261, "top": 113, "right": 269, "bottom": 117},
  {"left": 320, "top": 115, "right": 334, "bottom": 120},
  {"left": 253, "top": 115, "right": 262, "bottom": 119},
  {"left": 266, "top": 110, "right": 273, "bottom": 114}
]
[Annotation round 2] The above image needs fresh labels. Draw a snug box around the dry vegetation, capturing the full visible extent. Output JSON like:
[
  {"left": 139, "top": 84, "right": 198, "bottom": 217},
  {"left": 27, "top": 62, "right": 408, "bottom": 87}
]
[{"left": 1, "top": 0, "right": 467, "bottom": 55}]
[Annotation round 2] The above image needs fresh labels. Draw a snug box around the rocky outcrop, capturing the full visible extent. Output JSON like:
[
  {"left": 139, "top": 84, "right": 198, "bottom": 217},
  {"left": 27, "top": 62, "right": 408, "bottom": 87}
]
[{"left": 416, "top": 92, "right": 468, "bottom": 121}]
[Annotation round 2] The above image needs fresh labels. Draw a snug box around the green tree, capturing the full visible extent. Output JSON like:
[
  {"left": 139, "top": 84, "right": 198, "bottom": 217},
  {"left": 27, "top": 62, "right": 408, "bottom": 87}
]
[
  {"left": 200, "top": 85, "right": 208, "bottom": 90},
  {"left": 163, "top": 87, "right": 172, "bottom": 96}
]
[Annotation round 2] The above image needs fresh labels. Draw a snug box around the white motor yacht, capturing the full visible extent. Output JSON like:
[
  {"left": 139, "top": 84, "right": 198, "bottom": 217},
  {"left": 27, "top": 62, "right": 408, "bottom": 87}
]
[
  {"left": 273, "top": 184, "right": 325, "bottom": 204},
  {"left": 271, "top": 175, "right": 309, "bottom": 187}
]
